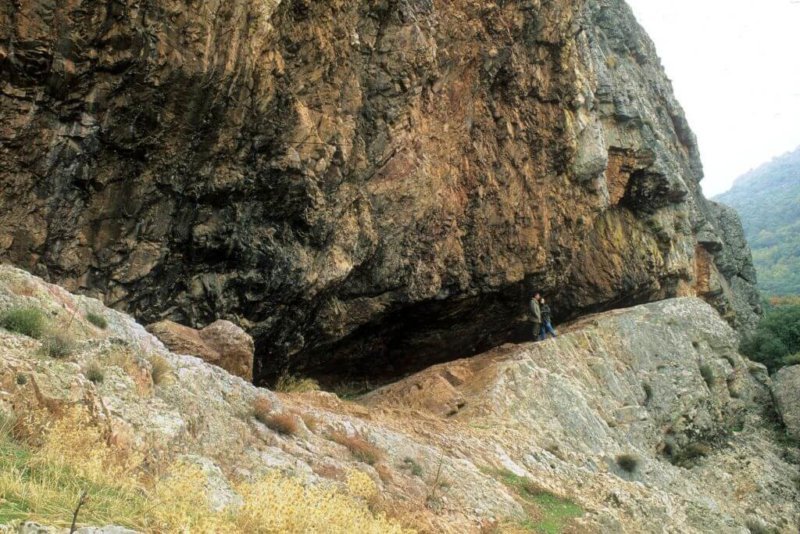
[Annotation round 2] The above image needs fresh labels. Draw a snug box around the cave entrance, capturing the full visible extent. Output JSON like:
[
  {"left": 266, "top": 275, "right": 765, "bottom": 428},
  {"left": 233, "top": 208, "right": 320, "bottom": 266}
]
[
  {"left": 256, "top": 282, "right": 538, "bottom": 391},
  {"left": 254, "top": 274, "right": 672, "bottom": 393}
]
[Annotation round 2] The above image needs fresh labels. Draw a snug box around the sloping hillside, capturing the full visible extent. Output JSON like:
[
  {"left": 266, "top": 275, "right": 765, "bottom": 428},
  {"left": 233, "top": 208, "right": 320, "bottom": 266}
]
[
  {"left": 1, "top": 265, "right": 798, "bottom": 532},
  {"left": 715, "top": 147, "right": 800, "bottom": 295}
]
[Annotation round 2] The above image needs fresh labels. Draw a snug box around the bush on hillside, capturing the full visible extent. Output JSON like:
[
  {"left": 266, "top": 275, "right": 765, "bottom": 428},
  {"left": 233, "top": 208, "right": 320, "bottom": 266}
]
[
  {"left": 86, "top": 311, "right": 108, "bottom": 329},
  {"left": 740, "top": 304, "right": 800, "bottom": 372},
  {"left": 0, "top": 307, "right": 46, "bottom": 339}
]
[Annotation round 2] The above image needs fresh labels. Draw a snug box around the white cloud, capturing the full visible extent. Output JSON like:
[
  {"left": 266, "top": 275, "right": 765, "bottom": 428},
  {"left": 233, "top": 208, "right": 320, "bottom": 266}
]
[{"left": 625, "top": 0, "right": 800, "bottom": 195}]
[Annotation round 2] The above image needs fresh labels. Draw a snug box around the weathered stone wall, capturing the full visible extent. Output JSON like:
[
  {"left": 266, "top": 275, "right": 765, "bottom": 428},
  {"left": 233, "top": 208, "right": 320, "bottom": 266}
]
[{"left": 0, "top": 0, "right": 759, "bottom": 382}]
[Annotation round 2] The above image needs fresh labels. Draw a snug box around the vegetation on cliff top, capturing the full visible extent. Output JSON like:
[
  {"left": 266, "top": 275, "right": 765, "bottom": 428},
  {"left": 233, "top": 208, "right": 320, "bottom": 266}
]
[{"left": 715, "top": 146, "right": 800, "bottom": 296}]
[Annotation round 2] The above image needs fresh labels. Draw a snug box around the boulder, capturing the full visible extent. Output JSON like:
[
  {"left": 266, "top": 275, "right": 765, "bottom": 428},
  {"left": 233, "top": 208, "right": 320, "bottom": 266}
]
[
  {"left": 198, "top": 320, "right": 255, "bottom": 382},
  {"left": 772, "top": 365, "right": 800, "bottom": 441},
  {"left": 146, "top": 320, "right": 253, "bottom": 381}
]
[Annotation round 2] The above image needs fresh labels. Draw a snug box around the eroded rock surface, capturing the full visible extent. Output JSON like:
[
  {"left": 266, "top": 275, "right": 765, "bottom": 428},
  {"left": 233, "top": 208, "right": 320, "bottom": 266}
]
[
  {"left": 773, "top": 365, "right": 800, "bottom": 442},
  {"left": 0, "top": 0, "right": 760, "bottom": 382},
  {"left": 0, "top": 266, "right": 796, "bottom": 532},
  {"left": 146, "top": 319, "right": 254, "bottom": 380}
]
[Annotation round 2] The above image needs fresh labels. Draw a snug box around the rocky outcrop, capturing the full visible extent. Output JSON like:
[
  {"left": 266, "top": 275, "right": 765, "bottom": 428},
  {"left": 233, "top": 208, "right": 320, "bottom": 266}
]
[
  {"left": 699, "top": 201, "right": 762, "bottom": 334},
  {"left": 773, "top": 365, "right": 800, "bottom": 442},
  {"left": 0, "top": 0, "right": 760, "bottom": 382},
  {"left": 146, "top": 319, "right": 254, "bottom": 381},
  {"left": 0, "top": 266, "right": 796, "bottom": 532}
]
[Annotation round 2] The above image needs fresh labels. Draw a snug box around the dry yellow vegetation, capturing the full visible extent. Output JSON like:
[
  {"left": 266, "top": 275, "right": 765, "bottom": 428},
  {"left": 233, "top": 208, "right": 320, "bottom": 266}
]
[{"left": 0, "top": 407, "right": 412, "bottom": 533}]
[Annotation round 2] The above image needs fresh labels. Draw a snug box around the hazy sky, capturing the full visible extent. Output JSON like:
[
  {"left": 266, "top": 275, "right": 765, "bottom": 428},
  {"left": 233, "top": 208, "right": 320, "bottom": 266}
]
[{"left": 626, "top": 0, "right": 800, "bottom": 196}]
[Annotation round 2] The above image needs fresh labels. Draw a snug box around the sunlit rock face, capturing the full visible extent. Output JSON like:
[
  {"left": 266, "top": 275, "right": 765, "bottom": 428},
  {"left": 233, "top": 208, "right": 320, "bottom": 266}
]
[{"left": 0, "top": 0, "right": 758, "bottom": 383}]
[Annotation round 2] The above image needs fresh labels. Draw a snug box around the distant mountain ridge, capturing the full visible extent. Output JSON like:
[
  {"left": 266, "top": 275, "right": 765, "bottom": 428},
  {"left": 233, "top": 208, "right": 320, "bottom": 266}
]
[{"left": 715, "top": 147, "right": 800, "bottom": 295}]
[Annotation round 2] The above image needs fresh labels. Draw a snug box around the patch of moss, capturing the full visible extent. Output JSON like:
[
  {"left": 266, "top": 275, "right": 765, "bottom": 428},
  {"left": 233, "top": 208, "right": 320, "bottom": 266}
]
[{"left": 494, "top": 470, "right": 583, "bottom": 533}]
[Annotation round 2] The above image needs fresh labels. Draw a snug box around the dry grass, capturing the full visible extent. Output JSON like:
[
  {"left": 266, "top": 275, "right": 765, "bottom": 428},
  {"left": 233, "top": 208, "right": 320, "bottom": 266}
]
[
  {"left": 148, "top": 354, "right": 173, "bottom": 385},
  {"left": 329, "top": 431, "right": 383, "bottom": 465},
  {"left": 0, "top": 407, "right": 413, "bottom": 532},
  {"left": 300, "top": 412, "right": 319, "bottom": 432},
  {"left": 261, "top": 413, "right": 300, "bottom": 436},
  {"left": 252, "top": 396, "right": 274, "bottom": 425},
  {"left": 274, "top": 372, "right": 320, "bottom": 393}
]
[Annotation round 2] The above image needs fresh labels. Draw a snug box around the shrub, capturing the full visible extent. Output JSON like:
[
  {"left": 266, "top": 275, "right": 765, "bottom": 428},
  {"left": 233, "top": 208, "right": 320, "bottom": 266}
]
[
  {"left": 85, "top": 362, "right": 105, "bottom": 384},
  {"left": 41, "top": 333, "right": 75, "bottom": 359},
  {"left": 0, "top": 307, "right": 46, "bottom": 339},
  {"left": 149, "top": 354, "right": 173, "bottom": 385},
  {"left": 329, "top": 431, "right": 383, "bottom": 465},
  {"left": 740, "top": 304, "right": 800, "bottom": 372},
  {"left": 274, "top": 372, "right": 320, "bottom": 393},
  {"left": 402, "top": 457, "right": 423, "bottom": 477},
  {"left": 86, "top": 312, "right": 108, "bottom": 329},
  {"left": 15, "top": 374, "right": 27, "bottom": 386},
  {"left": 782, "top": 353, "right": 800, "bottom": 367},
  {"left": 261, "top": 413, "right": 299, "bottom": 436},
  {"left": 616, "top": 453, "right": 639, "bottom": 473}
]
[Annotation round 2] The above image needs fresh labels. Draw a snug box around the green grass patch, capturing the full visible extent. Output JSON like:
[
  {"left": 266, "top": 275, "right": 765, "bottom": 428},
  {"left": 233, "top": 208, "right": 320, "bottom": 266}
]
[
  {"left": 0, "top": 307, "right": 46, "bottom": 339},
  {"left": 494, "top": 469, "right": 583, "bottom": 533},
  {"left": 85, "top": 312, "right": 108, "bottom": 330}
]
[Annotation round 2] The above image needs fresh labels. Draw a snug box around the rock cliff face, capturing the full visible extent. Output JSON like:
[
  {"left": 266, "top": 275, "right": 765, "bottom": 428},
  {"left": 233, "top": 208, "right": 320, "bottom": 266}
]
[
  {"left": 0, "top": 0, "right": 759, "bottom": 383},
  {"left": 0, "top": 267, "right": 797, "bottom": 532}
]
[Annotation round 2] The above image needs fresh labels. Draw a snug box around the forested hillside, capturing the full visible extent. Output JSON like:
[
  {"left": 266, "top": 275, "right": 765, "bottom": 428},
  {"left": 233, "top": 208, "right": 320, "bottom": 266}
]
[{"left": 716, "top": 147, "right": 800, "bottom": 295}]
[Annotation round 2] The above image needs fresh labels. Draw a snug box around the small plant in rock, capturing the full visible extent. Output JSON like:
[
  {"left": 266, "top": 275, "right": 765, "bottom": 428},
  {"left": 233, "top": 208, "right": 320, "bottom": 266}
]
[
  {"left": 41, "top": 332, "right": 75, "bottom": 359},
  {"left": 0, "top": 306, "right": 46, "bottom": 339},
  {"left": 15, "top": 374, "right": 27, "bottom": 386},
  {"left": 84, "top": 362, "right": 105, "bottom": 384},
  {"left": 402, "top": 457, "right": 423, "bottom": 477},
  {"left": 86, "top": 312, "right": 108, "bottom": 330},
  {"left": 261, "top": 413, "right": 300, "bottom": 436},
  {"left": 699, "top": 363, "right": 715, "bottom": 388},
  {"left": 148, "top": 354, "right": 173, "bottom": 385},
  {"left": 329, "top": 431, "right": 383, "bottom": 465},
  {"left": 616, "top": 453, "right": 639, "bottom": 473}
]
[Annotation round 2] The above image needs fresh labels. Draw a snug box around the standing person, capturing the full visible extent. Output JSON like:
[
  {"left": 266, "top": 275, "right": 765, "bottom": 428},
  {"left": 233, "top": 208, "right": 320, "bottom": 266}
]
[
  {"left": 539, "top": 297, "right": 557, "bottom": 340},
  {"left": 530, "top": 293, "right": 542, "bottom": 341}
]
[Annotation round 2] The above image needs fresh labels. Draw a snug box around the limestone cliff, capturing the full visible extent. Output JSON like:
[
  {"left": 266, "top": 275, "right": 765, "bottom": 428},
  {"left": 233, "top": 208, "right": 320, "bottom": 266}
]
[
  {"left": 0, "top": 0, "right": 759, "bottom": 383},
  {"left": 0, "top": 266, "right": 797, "bottom": 532}
]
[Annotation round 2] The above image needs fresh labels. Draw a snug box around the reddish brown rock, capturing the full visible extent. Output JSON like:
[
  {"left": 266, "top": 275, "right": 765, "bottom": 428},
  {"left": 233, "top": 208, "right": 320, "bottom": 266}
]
[
  {"left": 199, "top": 320, "right": 255, "bottom": 382},
  {"left": 0, "top": 0, "right": 760, "bottom": 384},
  {"left": 146, "top": 320, "right": 253, "bottom": 381}
]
